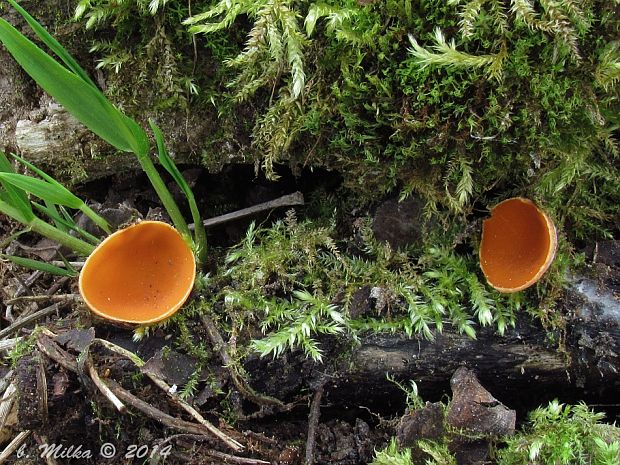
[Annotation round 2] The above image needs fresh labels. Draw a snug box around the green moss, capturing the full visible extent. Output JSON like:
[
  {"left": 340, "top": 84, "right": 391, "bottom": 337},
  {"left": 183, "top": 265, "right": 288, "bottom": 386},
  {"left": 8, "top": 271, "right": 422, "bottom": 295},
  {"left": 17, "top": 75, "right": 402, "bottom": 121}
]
[{"left": 497, "top": 401, "right": 620, "bottom": 465}]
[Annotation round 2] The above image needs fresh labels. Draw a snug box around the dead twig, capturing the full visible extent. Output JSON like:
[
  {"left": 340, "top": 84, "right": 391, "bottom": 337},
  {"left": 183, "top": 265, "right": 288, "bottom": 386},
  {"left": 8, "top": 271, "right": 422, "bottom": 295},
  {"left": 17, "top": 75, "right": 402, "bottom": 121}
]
[
  {"left": 5, "top": 294, "right": 80, "bottom": 305},
  {"left": 50, "top": 261, "right": 84, "bottom": 269},
  {"left": 0, "top": 303, "right": 61, "bottom": 340},
  {"left": 0, "top": 371, "right": 14, "bottom": 397},
  {"left": 37, "top": 353, "right": 48, "bottom": 423},
  {"left": 87, "top": 360, "right": 126, "bottom": 413},
  {"left": 38, "top": 335, "right": 242, "bottom": 449},
  {"left": 0, "top": 431, "right": 31, "bottom": 465},
  {"left": 305, "top": 380, "right": 327, "bottom": 465},
  {"left": 0, "top": 383, "right": 17, "bottom": 433},
  {"left": 92, "top": 339, "right": 242, "bottom": 451},
  {"left": 104, "top": 379, "right": 220, "bottom": 436},
  {"left": 204, "top": 449, "right": 271, "bottom": 465},
  {"left": 189, "top": 192, "right": 304, "bottom": 231},
  {"left": 144, "top": 372, "right": 243, "bottom": 451},
  {"left": 201, "top": 315, "right": 285, "bottom": 408}
]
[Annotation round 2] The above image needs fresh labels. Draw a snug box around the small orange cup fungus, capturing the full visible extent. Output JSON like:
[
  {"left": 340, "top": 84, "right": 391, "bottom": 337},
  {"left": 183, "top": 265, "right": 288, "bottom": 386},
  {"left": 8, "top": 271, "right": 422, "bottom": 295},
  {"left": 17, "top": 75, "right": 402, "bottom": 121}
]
[
  {"left": 79, "top": 221, "right": 196, "bottom": 324},
  {"left": 480, "top": 197, "right": 557, "bottom": 293}
]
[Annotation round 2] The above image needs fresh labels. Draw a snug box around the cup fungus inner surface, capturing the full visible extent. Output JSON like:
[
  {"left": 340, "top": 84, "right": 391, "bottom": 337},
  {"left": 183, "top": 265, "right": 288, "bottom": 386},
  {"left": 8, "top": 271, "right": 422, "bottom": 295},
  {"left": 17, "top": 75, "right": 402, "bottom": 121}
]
[
  {"left": 480, "top": 198, "right": 554, "bottom": 291},
  {"left": 79, "top": 221, "right": 195, "bottom": 323}
]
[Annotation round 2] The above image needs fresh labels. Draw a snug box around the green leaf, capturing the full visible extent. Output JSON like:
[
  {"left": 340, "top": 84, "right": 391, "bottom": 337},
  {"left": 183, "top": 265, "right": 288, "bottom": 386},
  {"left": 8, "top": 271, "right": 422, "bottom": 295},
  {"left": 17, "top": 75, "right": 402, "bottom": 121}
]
[
  {"left": 149, "top": 119, "right": 206, "bottom": 261},
  {"left": 0, "top": 254, "right": 78, "bottom": 277},
  {"left": 0, "top": 151, "right": 34, "bottom": 222},
  {"left": 0, "top": 172, "right": 83, "bottom": 208},
  {"left": 0, "top": 18, "right": 148, "bottom": 156},
  {"left": 7, "top": 0, "right": 97, "bottom": 88},
  {"left": 32, "top": 203, "right": 100, "bottom": 245}
]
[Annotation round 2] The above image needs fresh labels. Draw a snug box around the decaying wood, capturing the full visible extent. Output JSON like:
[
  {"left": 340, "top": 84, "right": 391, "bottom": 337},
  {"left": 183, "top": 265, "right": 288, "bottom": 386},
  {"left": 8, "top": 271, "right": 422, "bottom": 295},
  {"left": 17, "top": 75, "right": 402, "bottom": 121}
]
[
  {"left": 36, "top": 333, "right": 244, "bottom": 450},
  {"left": 244, "top": 280, "right": 620, "bottom": 409},
  {"left": 0, "top": 303, "right": 61, "bottom": 339},
  {"left": 143, "top": 371, "right": 244, "bottom": 451},
  {"left": 0, "top": 383, "right": 16, "bottom": 433},
  {"left": 103, "top": 379, "right": 222, "bottom": 437}
]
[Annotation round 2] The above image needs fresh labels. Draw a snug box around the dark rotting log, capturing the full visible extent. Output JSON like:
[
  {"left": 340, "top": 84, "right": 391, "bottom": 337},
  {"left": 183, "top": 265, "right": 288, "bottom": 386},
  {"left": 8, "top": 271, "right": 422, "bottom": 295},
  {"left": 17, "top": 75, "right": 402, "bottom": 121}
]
[{"left": 244, "top": 276, "right": 620, "bottom": 415}]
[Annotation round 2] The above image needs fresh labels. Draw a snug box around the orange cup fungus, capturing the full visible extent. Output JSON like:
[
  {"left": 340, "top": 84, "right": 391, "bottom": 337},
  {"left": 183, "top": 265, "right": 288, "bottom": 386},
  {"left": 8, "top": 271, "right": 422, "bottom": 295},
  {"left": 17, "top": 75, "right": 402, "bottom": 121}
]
[
  {"left": 480, "top": 197, "right": 557, "bottom": 293},
  {"left": 79, "top": 221, "right": 196, "bottom": 324}
]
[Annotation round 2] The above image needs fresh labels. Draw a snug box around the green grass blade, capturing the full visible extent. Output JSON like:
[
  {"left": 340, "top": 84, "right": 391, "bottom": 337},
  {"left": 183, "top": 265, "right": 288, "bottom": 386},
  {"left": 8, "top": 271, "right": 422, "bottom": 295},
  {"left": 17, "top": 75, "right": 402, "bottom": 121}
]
[
  {"left": 0, "top": 165, "right": 112, "bottom": 234},
  {"left": 0, "top": 18, "right": 146, "bottom": 155},
  {"left": 149, "top": 119, "right": 206, "bottom": 262},
  {"left": 7, "top": 0, "right": 97, "bottom": 88},
  {"left": 0, "top": 172, "right": 83, "bottom": 208},
  {"left": 0, "top": 151, "right": 34, "bottom": 222},
  {"left": 33, "top": 203, "right": 101, "bottom": 245},
  {"left": 0, "top": 254, "right": 78, "bottom": 277},
  {"left": 44, "top": 200, "right": 68, "bottom": 232}
]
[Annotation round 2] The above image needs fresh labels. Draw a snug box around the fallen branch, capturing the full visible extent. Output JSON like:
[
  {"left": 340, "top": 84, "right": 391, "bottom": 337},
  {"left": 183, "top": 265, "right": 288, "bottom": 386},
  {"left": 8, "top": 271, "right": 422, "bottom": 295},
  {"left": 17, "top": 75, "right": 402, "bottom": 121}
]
[
  {"left": 36, "top": 334, "right": 77, "bottom": 372},
  {"left": 91, "top": 338, "right": 242, "bottom": 451},
  {"left": 104, "top": 379, "right": 218, "bottom": 437},
  {"left": 144, "top": 372, "right": 243, "bottom": 451},
  {"left": 189, "top": 192, "right": 304, "bottom": 230}
]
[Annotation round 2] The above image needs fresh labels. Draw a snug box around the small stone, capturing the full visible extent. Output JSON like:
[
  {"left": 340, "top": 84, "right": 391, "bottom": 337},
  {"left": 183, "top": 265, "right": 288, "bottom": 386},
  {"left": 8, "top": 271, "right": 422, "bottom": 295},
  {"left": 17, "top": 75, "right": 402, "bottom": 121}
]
[{"left": 372, "top": 197, "right": 425, "bottom": 249}]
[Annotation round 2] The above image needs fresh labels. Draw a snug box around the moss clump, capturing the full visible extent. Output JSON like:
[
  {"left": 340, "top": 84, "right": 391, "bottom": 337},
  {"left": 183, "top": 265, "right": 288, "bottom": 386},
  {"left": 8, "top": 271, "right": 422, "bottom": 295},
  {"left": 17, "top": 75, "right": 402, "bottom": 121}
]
[
  {"left": 199, "top": 211, "right": 529, "bottom": 361},
  {"left": 74, "top": 1, "right": 619, "bottom": 240},
  {"left": 182, "top": 0, "right": 619, "bottom": 241},
  {"left": 497, "top": 401, "right": 620, "bottom": 465}
]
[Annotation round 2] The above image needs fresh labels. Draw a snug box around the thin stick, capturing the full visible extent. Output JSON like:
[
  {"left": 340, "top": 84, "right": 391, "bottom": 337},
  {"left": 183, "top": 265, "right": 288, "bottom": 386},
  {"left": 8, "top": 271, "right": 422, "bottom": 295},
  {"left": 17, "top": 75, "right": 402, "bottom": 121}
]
[
  {"left": 0, "top": 431, "right": 31, "bottom": 465},
  {"left": 37, "top": 353, "right": 48, "bottom": 422},
  {"left": 201, "top": 315, "right": 284, "bottom": 408},
  {"left": 5, "top": 294, "right": 80, "bottom": 305},
  {"left": 189, "top": 192, "right": 304, "bottom": 231},
  {"left": 93, "top": 339, "right": 242, "bottom": 451},
  {"left": 305, "top": 381, "right": 326, "bottom": 465},
  {"left": 0, "top": 304, "right": 61, "bottom": 339},
  {"left": 204, "top": 449, "right": 270, "bottom": 465},
  {"left": 87, "top": 362, "right": 126, "bottom": 413},
  {"left": 144, "top": 372, "right": 243, "bottom": 451},
  {"left": 92, "top": 338, "right": 145, "bottom": 367},
  {"left": 104, "top": 379, "right": 217, "bottom": 436},
  {"left": 0, "top": 371, "right": 14, "bottom": 397}
]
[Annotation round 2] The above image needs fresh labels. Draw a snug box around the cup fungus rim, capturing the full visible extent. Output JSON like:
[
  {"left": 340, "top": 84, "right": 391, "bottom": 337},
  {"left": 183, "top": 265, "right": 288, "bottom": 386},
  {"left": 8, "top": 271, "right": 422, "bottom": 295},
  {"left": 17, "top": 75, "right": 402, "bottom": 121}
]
[
  {"left": 480, "top": 197, "right": 557, "bottom": 293},
  {"left": 78, "top": 220, "right": 196, "bottom": 324}
]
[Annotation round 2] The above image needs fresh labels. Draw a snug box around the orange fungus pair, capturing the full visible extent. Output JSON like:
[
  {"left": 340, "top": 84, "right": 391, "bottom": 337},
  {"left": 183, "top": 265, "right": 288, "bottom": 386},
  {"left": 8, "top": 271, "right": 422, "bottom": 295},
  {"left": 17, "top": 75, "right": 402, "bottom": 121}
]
[
  {"left": 480, "top": 198, "right": 557, "bottom": 293},
  {"left": 79, "top": 221, "right": 196, "bottom": 324}
]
